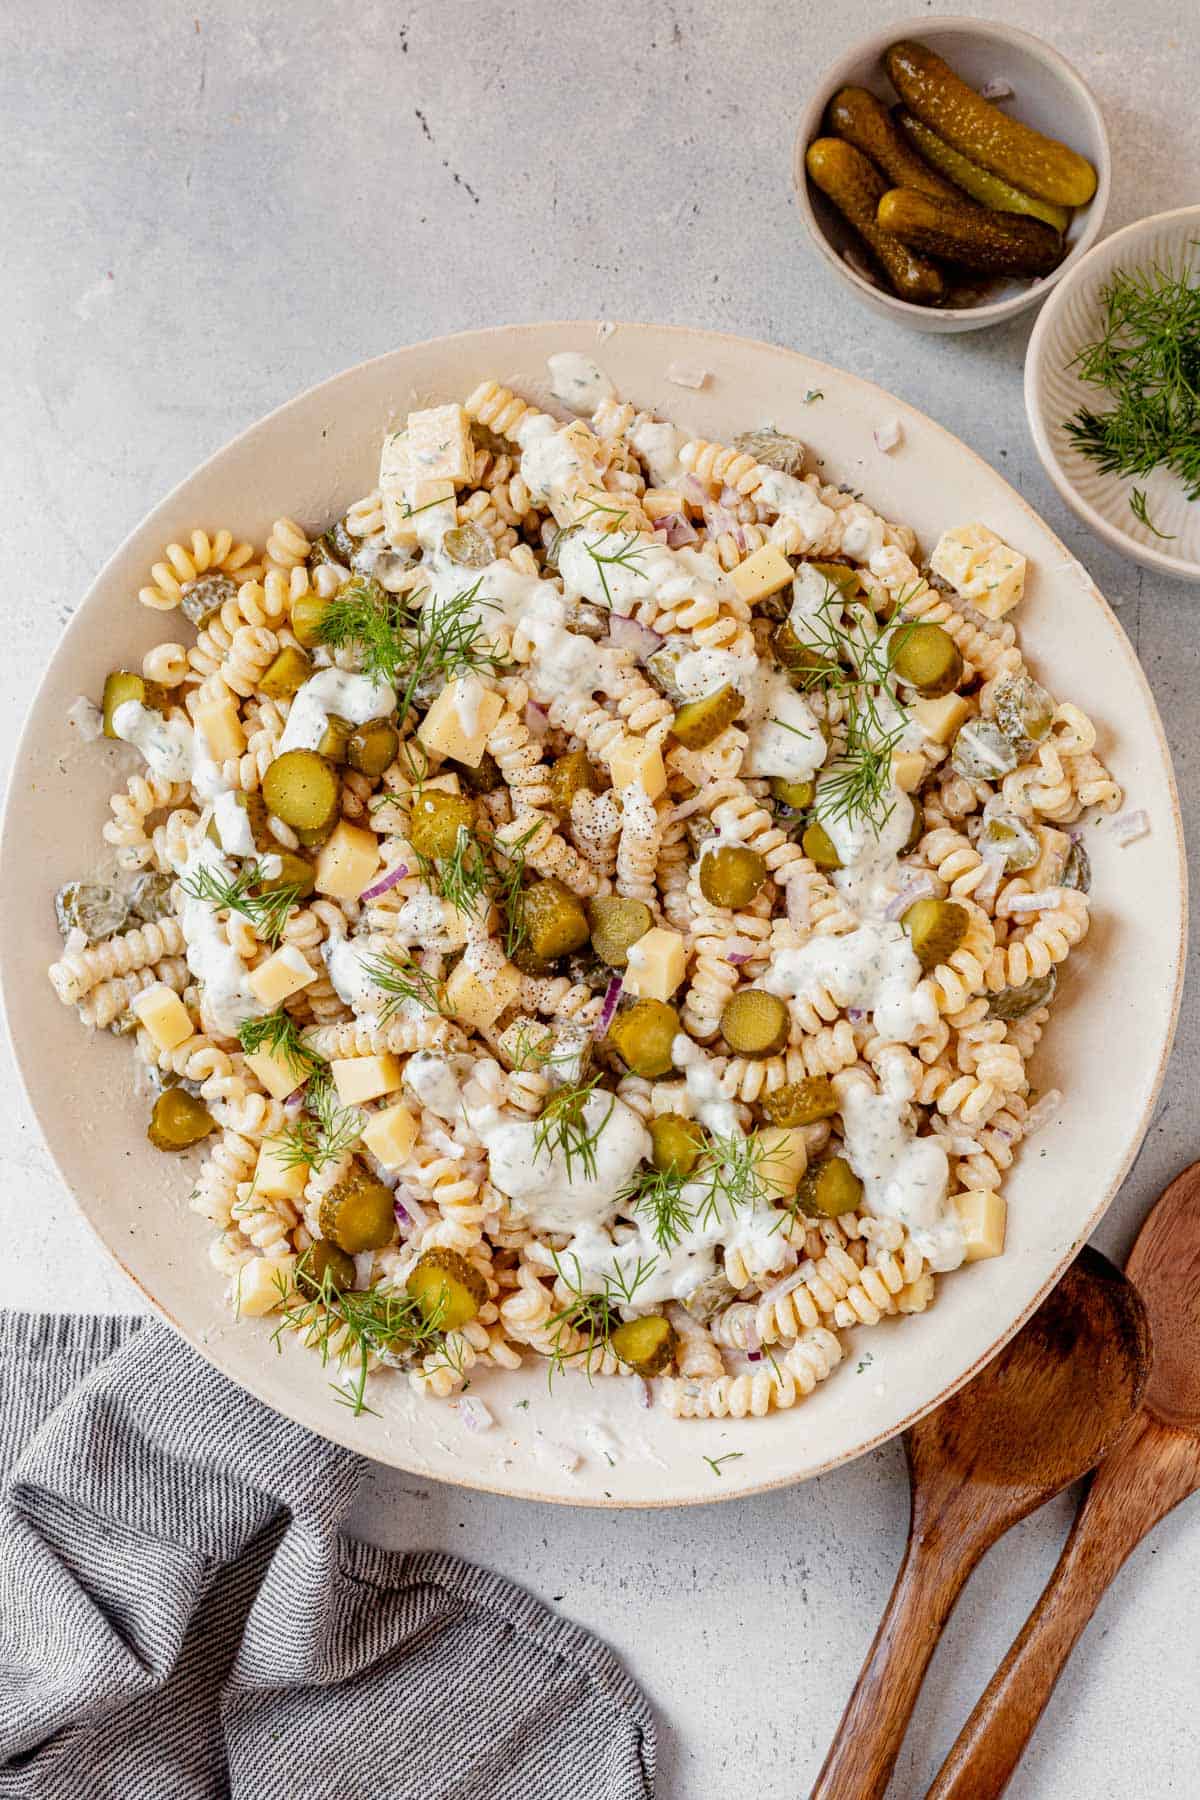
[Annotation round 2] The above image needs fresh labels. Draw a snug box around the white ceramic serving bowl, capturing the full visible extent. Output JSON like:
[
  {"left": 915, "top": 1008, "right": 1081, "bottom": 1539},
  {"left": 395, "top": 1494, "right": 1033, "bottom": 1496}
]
[
  {"left": 1025, "top": 206, "right": 1200, "bottom": 582},
  {"left": 0, "top": 322, "right": 1185, "bottom": 1506},
  {"left": 792, "top": 16, "right": 1110, "bottom": 333}
]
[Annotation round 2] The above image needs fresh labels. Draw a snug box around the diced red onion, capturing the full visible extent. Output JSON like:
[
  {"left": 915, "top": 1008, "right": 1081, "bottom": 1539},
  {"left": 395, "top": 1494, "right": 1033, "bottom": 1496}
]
[
  {"left": 874, "top": 418, "right": 903, "bottom": 454},
  {"left": 1024, "top": 1089, "right": 1063, "bottom": 1136},
  {"left": 661, "top": 511, "right": 699, "bottom": 549},
  {"left": 666, "top": 361, "right": 709, "bottom": 390},
  {"left": 786, "top": 874, "right": 812, "bottom": 928},
  {"left": 980, "top": 76, "right": 1014, "bottom": 99},
  {"left": 394, "top": 1187, "right": 430, "bottom": 1231},
  {"left": 847, "top": 1007, "right": 867, "bottom": 1023},
  {"left": 594, "top": 974, "right": 624, "bottom": 1037},
  {"left": 524, "top": 700, "right": 549, "bottom": 739},
  {"left": 747, "top": 1349, "right": 763, "bottom": 1364},
  {"left": 1112, "top": 808, "right": 1149, "bottom": 846},
  {"left": 67, "top": 695, "right": 104, "bottom": 741},
  {"left": 725, "top": 936, "right": 753, "bottom": 965},
  {"left": 606, "top": 614, "right": 664, "bottom": 657},
  {"left": 744, "top": 1319, "right": 761, "bottom": 1354},
  {"left": 283, "top": 1091, "right": 307, "bottom": 1117},
  {"left": 726, "top": 951, "right": 750, "bottom": 967},
  {"left": 457, "top": 1395, "right": 495, "bottom": 1433},
  {"left": 1006, "top": 888, "right": 1065, "bottom": 915},
  {"left": 883, "top": 871, "right": 939, "bottom": 920},
  {"left": 682, "top": 473, "right": 710, "bottom": 504},
  {"left": 632, "top": 1375, "right": 652, "bottom": 1410},
  {"left": 992, "top": 1126, "right": 1014, "bottom": 1144},
  {"left": 360, "top": 862, "right": 410, "bottom": 902}
]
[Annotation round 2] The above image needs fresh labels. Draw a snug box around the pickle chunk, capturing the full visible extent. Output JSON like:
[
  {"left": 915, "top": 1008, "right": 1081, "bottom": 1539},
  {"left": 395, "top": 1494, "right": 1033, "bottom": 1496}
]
[
  {"left": 988, "top": 966, "right": 1057, "bottom": 1021},
  {"left": 759, "top": 1077, "right": 838, "bottom": 1129},
  {"left": 102, "top": 670, "right": 170, "bottom": 738},
  {"left": 611, "top": 1314, "right": 676, "bottom": 1376},
  {"left": 297, "top": 1238, "right": 356, "bottom": 1298},
  {"left": 259, "top": 645, "right": 313, "bottom": 700},
  {"left": 56, "top": 880, "right": 130, "bottom": 942},
  {"left": 347, "top": 718, "right": 400, "bottom": 778},
  {"left": 796, "top": 1155, "right": 863, "bottom": 1219},
  {"left": 523, "top": 878, "right": 590, "bottom": 960},
  {"left": 670, "top": 684, "right": 744, "bottom": 750},
  {"left": 699, "top": 845, "right": 768, "bottom": 909},
  {"left": 803, "top": 821, "right": 842, "bottom": 870},
  {"left": 902, "top": 897, "right": 969, "bottom": 971},
  {"left": 407, "top": 1247, "right": 487, "bottom": 1330},
  {"left": 262, "top": 750, "right": 341, "bottom": 833},
  {"left": 877, "top": 187, "right": 1064, "bottom": 279},
  {"left": 147, "top": 1088, "right": 215, "bottom": 1152},
  {"left": 410, "top": 790, "right": 474, "bottom": 859},
  {"left": 806, "top": 136, "right": 946, "bottom": 306},
  {"left": 649, "top": 1113, "right": 705, "bottom": 1177},
  {"left": 607, "top": 999, "right": 679, "bottom": 1078},
  {"left": 720, "top": 990, "right": 790, "bottom": 1058},
  {"left": 588, "top": 895, "right": 653, "bottom": 968},
  {"left": 319, "top": 1165, "right": 396, "bottom": 1254},
  {"left": 889, "top": 622, "right": 963, "bottom": 697},
  {"left": 548, "top": 749, "right": 598, "bottom": 816}
]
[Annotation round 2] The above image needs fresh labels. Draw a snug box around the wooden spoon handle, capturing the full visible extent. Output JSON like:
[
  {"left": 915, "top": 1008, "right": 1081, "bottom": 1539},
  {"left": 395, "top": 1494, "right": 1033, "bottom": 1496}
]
[
  {"left": 926, "top": 1414, "right": 1200, "bottom": 1800},
  {"left": 811, "top": 1520, "right": 980, "bottom": 1800}
]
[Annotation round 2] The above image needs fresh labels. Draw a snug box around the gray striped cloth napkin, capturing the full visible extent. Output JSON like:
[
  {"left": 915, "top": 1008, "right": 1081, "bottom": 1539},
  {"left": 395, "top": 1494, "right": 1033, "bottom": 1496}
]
[{"left": 0, "top": 1313, "right": 655, "bottom": 1799}]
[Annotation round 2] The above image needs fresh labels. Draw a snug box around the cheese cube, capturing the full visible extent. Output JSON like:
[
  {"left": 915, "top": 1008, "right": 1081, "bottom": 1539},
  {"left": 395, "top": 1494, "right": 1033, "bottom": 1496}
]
[
  {"left": 244, "top": 1045, "right": 308, "bottom": 1102},
  {"left": 444, "top": 957, "right": 521, "bottom": 1031},
  {"left": 417, "top": 675, "right": 505, "bottom": 768},
  {"left": 314, "top": 820, "right": 381, "bottom": 901},
  {"left": 247, "top": 945, "right": 319, "bottom": 1008},
  {"left": 623, "top": 927, "right": 687, "bottom": 1002},
  {"left": 730, "top": 542, "right": 795, "bottom": 604},
  {"left": 379, "top": 430, "right": 459, "bottom": 548},
  {"left": 930, "top": 523, "right": 1026, "bottom": 620},
  {"left": 234, "top": 1254, "right": 296, "bottom": 1317},
  {"left": 331, "top": 1053, "right": 403, "bottom": 1106},
  {"left": 1028, "top": 825, "right": 1071, "bottom": 892},
  {"left": 955, "top": 1189, "right": 1007, "bottom": 1262},
  {"left": 607, "top": 734, "right": 667, "bottom": 800},
  {"left": 641, "top": 488, "right": 688, "bottom": 522},
  {"left": 891, "top": 750, "right": 926, "bottom": 793},
  {"left": 253, "top": 1136, "right": 307, "bottom": 1201},
  {"left": 912, "top": 692, "right": 973, "bottom": 746},
  {"left": 756, "top": 1128, "right": 808, "bottom": 1201},
  {"left": 405, "top": 403, "right": 473, "bottom": 486},
  {"left": 193, "top": 693, "right": 245, "bottom": 763},
  {"left": 131, "top": 983, "right": 194, "bottom": 1052},
  {"left": 362, "top": 1101, "right": 419, "bottom": 1170}
]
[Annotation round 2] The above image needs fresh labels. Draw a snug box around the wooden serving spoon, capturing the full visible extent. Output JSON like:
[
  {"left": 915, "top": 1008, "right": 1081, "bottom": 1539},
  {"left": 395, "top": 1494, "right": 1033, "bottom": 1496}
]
[
  {"left": 926, "top": 1162, "right": 1200, "bottom": 1799},
  {"left": 811, "top": 1244, "right": 1150, "bottom": 1800}
]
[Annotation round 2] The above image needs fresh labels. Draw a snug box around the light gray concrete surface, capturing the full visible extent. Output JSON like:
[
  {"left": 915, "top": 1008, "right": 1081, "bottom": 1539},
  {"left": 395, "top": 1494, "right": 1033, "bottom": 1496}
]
[{"left": 2, "top": 3, "right": 1197, "bottom": 1794}]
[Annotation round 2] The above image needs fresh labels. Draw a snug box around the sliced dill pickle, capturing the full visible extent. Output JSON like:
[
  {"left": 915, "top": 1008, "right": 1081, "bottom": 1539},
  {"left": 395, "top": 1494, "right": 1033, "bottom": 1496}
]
[
  {"left": 297, "top": 1238, "right": 356, "bottom": 1298},
  {"left": 681, "top": 1272, "right": 737, "bottom": 1322},
  {"left": 129, "top": 871, "right": 176, "bottom": 923},
  {"left": 316, "top": 713, "right": 354, "bottom": 764},
  {"left": 611, "top": 1313, "right": 676, "bottom": 1376},
  {"left": 258, "top": 850, "right": 316, "bottom": 898},
  {"left": 772, "top": 619, "right": 836, "bottom": 685},
  {"left": 147, "top": 1087, "right": 215, "bottom": 1152},
  {"left": 893, "top": 108, "right": 1073, "bottom": 232},
  {"left": 55, "top": 880, "right": 129, "bottom": 941},
  {"left": 732, "top": 429, "right": 806, "bottom": 477},
  {"left": 180, "top": 572, "right": 237, "bottom": 628},
  {"left": 410, "top": 790, "right": 475, "bottom": 859},
  {"left": 261, "top": 750, "right": 341, "bottom": 832},
  {"left": 259, "top": 645, "right": 313, "bottom": 700},
  {"left": 443, "top": 523, "right": 494, "bottom": 569},
  {"left": 805, "top": 559, "right": 862, "bottom": 600},
  {"left": 902, "top": 897, "right": 969, "bottom": 971},
  {"left": 828, "top": 85, "right": 957, "bottom": 198},
  {"left": 290, "top": 593, "right": 330, "bottom": 648},
  {"left": 988, "top": 965, "right": 1057, "bottom": 1021},
  {"left": 952, "top": 718, "right": 1018, "bottom": 780},
  {"left": 452, "top": 750, "right": 503, "bottom": 795},
  {"left": 319, "top": 1165, "right": 396, "bottom": 1254},
  {"left": 670, "top": 684, "right": 744, "bottom": 750},
  {"left": 771, "top": 776, "right": 816, "bottom": 811},
  {"left": 699, "top": 845, "right": 767, "bottom": 909},
  {"left": 884, "top": 41, "right": 1097, "bottom": 208},
  {"left": 102, "top": 670, "right": 170, "bottom": 738},
  {"left": 606, "top": 999, "right": 679, "bottom": 1078},
  {"left": 805, "top": 136, "right": 946, "bottom": 305},
  {"left": 796, "top": 1155, "right": 863, "bottom": 1219},
  {"left": 645, "top": 641, "right": 688, "bottom": 703},
  {"left": 889, "top": 622, "right": 963, "bottom": 697},
  {"left": 1063, "top": 840, "right": 1091, "bottom": 894},
  {"left": 511, "top": 943, "right": 557, "bottom": 977},
  {"left": 649, "top": 1113, "right": 706, "bottom": 1177},
  {"left": 548, "top": 748, "right": 598, "bottom": 816},
  {"left": 588, "top": 895, "right": 653, "bottom": 968},
  {"left": 992, "top": 673, "right": 1055, "bottom": 757},
  {"left": 294, "top": 819, "right": 338, "bottom": 849},
  {"left": 759, "top": 1077, "right": 838, "bottom": 1129},
  {"left": 523, "top": 878, "right": 590, "bottom": 960},
  {"left": 720, "top": 990, "right": 790, "bottom": 1058},
  {"left": 877, "top": 186, "right": 1063, "bottom": 278},
  {"left": 803, "top": 821, "right": 842, "bottom": 869},
  {"left": 980, "top": 808, "right": 1040, "bottom": 872},
  {"left": 347, "top": 717, "right": 400, "bottom": 778},
  {"left": 406, "top": 1247, "right": 487, "bottom": 1330}
]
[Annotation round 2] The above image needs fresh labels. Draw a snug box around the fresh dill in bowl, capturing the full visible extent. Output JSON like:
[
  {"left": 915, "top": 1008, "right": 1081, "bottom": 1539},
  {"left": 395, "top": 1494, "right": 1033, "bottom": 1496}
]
[{"left": 1064, "top": 246, "right": 1200, "bottom": 538}]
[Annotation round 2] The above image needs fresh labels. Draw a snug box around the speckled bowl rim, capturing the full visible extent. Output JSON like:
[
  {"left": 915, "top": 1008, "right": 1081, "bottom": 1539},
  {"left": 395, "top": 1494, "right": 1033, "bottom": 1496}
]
[
  {"left": 1024, "top": 205, "right": 1200, "bottom": 583},
  {"left": 0, "top": 320, "right": 1185, "bottom": 1506},
  {"left": 791, "top": 14, "right": 1112, "bottom": 328}
]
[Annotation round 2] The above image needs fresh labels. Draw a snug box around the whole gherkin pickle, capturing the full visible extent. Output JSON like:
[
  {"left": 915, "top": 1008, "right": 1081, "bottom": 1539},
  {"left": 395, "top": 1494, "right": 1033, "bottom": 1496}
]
[
  {"left": 827, "top": 85, "right": 957, "bottom": 199},
  {"left": 877, "top": 187, "right": 1064, "bottom": 279},
  {"left": 806, "top": 137, "right": 947, "bottom": 306},
  {"left": 893, "top": 108, "right": 1072, "bottom": 232}
]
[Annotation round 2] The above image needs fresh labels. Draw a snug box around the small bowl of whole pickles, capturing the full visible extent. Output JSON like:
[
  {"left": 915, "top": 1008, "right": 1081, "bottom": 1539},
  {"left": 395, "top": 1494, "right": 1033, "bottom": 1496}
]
[{"left": 793, "top": 17, "right": 1110, "bottom": 332}]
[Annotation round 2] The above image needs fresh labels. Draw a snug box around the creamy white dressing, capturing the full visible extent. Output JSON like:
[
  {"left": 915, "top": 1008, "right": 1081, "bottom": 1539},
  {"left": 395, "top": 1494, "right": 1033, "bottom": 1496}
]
[
  {"left": 672, "top": 1033, "right": 741, "bottom": 1140},
  {"left": 756, "top": 469, "right": 836, "bottom": 550},
  {"left": 627, "top": 417, "right": 687, "bottom": 487},
  {"left": 111, "top": 700, "right": 194, "bottom": 783},
  {"left": 741, "top": 671, "right": 826, "bottom": 781},
  {"left": 482, "top": 1093, "right": 649, "bottom": 1234},
  {"left": 177, "top": 836, "right": 264, "bottom": 1037},
  {"left": 557, "top": 529, "right": 729, "bottom": 618},
  {"left": 278, "top": 669, "right": 396, "bottom": 755},
  {"left": 518, "top": 417, "right": 594, "bottom": 506},
  {"left": 323, "top": 936, "right": 393, "bottom": 1015},
  {"left": 838, "top": 1051, "right": 963, "bottom": 1272},
  {"left": 672, "top": 647, "right": 755, "bottom": 700},
  {"left": 212, "top": 791, "right": 257, "bottom": 859},
  {"left": 764, "top": 922, "right": 935, "bottom": 1043},
  {"left": 517, "top": 583, "right": 613, "bottom": 704},
  {"left": 547, "top": 352, "right": 616, "bottom": 413},
  {"left": 405, "top": 1051, "right": 464, "bottom": 1121},
  {"left": 816, "top": 781, "right": 915, "bottom": 918}
]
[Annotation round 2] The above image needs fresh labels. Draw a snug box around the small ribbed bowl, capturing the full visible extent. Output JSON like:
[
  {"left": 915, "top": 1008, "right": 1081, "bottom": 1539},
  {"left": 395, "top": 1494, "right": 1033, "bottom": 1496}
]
[
  {"left": 1025, "top": 206, "right": 1200, "bottom": 582},
  {"left": 793, "top": 16, "right": 1110, "bottom": 334}
]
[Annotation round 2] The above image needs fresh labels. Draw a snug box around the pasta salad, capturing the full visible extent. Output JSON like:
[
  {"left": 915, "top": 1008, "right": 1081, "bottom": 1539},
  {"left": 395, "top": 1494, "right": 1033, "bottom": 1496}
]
[{"left": 48, "top": 355, "right": 1120, "bottom": 1422}]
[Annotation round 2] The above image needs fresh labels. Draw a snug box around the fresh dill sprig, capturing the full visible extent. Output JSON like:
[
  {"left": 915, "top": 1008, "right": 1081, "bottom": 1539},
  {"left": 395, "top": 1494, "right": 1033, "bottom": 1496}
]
[
  {"left": 395, "top": 582, "right": 508, "bottom": 719},
  {"left": 316, "top": 576, "right": 417, "bottom": 685},
  {"left": 703, "top": 1452, "right": 744, "bottom": 1478},
  {"left": 275, "top": 1068, "right": 363, "bottom": 1175},
  {"left": 417, "top": 823, "right": 493, "bottom": 917},
  {"left": 543, "top": 1251, "right": 657, "bottom": 1385},
  {"left": 181, "top": 861, "right": 302, "bottom": 947},
  {"left": 317, "top": 575, "right": 506, "bottom": 707},
  {"left": 546, "top": 496, "right": 636, "bottom": 569},
  {"left": 236, "top": 1009, "right": 324, "bottom": 1079},
  {"left": 270, "top": 1253, "right": 453, "bottom": 1415},
  {"left": 694, "top": 1129, "right": 790, "bottom": 1230},
  {"left": 583, "top": 531, "right": 649, "bottom": 608},
  {"left": 813, "top": 709, "right": 909, "bottom": 835},
  {"left": 504, "top": 1019, "right": 582, "bottom": 1075},
  {"left": 488, "top": 817, "right": 541, "bottom": 957},
  {"left": 1129, "top": 486, "right": 1177, "bottom": 540},
  {"left": 620, "top": 1163, "right": 695, "bottom": 1252},
  {"left": 1064, "top": 249, "right": 1200, "bottom": 512},
  {"left": 531, "top": 1072, "right": 614, "bottom": 1183},
  {"left": 358, "top": 950, "right": 444, "bottom": 1023}
]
